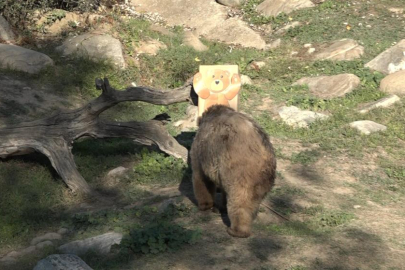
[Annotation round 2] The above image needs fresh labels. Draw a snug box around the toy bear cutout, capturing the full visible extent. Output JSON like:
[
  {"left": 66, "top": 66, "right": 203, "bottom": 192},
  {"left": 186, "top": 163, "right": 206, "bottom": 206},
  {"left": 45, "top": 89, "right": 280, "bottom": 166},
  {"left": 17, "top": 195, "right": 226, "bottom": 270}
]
[{"left": 193, "top": 65, "right": 242, "bottom": 117}]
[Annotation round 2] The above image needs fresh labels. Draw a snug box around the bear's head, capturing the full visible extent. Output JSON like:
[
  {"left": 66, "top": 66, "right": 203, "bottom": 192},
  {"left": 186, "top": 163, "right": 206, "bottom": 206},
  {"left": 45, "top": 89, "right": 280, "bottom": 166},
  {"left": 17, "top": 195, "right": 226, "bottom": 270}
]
[{"left": 207, "top": 69, "right": 230, "bottom": 93}]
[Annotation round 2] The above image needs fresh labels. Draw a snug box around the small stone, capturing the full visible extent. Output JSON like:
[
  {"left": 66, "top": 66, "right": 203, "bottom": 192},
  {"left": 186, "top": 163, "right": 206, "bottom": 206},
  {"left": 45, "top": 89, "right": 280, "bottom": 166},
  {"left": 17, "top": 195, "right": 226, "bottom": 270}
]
[
  {"left": 241, "top": 75, "right": 253, "bottom": 85},
  {"left": 388, "top": 8, "right": 404, "bottom": 14},
  {"left": 257, "top": 0, "right": 315, "bottom": 17},
  {"left": 349, "top": 120, "right": 387, "bottom": 135},
  {"left": 278, "top": 106, "right": 329, "bottom": 128},
  {"left": 353, "top": 205, "right": 361, "bottom": 209},
  {"left": 358, "top": 94, "right": 401, "bottom": 114},
  {"left": 313, "top": 38, "right": 364, "bottom": 61},
  {"left": 58, "top": 232, "right": 123, "bottom": 256},
  {"left": 380, "top": 70, "right": 405, "bottom": 95},
  {"left": 33, "top": 254, "right": 93, "bottom": 270},
  {"left": 107, "top": 167, "right": 128, "bottom": 178},
  {"left": 365, "top": 39, "right": 405, "bottom": 74},
  {"left": 293, "top": 74, "right": 360, "bottom": 99},
  {"left": 31, "top": 232, "right": 62, "bottom": 246},
  {"left": 36, "top": 240, "right": 54, "bottom": 249},
  {"left": 131, "top": 82, "right": 137, "bottom": 87},
  {"left": 304, "top": 43, "right": 312, "bottom": 48},
  {"left": 307, "top": 48, "right": 316, "bottom": 54}
]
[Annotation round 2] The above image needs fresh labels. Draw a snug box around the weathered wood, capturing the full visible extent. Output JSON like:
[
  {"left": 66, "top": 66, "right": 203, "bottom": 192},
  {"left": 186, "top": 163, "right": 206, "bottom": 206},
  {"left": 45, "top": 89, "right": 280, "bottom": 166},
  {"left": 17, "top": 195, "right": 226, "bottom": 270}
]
[{"left": 0, "top": 78, "right": 193, "bottom": 194}]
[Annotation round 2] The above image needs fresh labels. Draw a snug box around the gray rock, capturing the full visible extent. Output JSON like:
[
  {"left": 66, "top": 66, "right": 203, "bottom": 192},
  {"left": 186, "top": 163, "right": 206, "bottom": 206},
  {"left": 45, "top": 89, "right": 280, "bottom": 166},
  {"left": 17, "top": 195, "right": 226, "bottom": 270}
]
[
  {"left": 56, "top": 33, "right": 125, "bottom": 68},
  {"left": 278, "top": 106, "right": 329, "bottom": 128},
  {"left": 131, "top": 0, "right": 266, "bottom": 49},
  {"left": 58, "top": 232, "right": 123, "bottom": 256},
  {"left": 350, "top": 120, "right": 387, "bottom": 135},
  {"left": 365, "top": 40, "right": 405, "bottom": 74},
  {"left": 31, "top": 232, "right": 62, "bottom": 246},
  {"left": 313, "top": 39, "right": 364, "bottom": 61},
  {"left": 33, "top": 254, "right": 93, "bottom": 270},
  {"left": 293, "top": 74, "right": 360, "bottom": 99},
  {"left": 36, "top": 240, "right": 54, "bottom": 249},
  {"left": 216, "top": 0, "right": 246, "bottom": 7},
  {"left": 0, "top": 44, "right": 54, "bottom": 74},
  {"left": 380, "top": 70, "right": 405, "bottom": 95},
  {"left": 257, "top": 0, "right": 315, "bottom": 17},
  {"left": 0, "top": 15, "right": 16, "bottom": 43},
  {"left": 358, "top": 95, "right": 401, "bottom": 114},
  {"left": 241, "top": 75, "right": 253, "bottom": 85},
  {"left": 107, "top": 166, "right": 128, "bottom": 177},
  {"left": 183, "top": 31, "right": 208, "bottom": 51}
]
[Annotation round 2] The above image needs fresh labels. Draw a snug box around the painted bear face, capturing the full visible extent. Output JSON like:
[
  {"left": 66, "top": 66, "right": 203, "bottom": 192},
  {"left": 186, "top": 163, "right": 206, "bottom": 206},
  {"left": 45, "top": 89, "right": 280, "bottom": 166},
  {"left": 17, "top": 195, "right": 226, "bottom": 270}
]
[{"left": 207, "top": 69, "right": 230, "bottom": 93}]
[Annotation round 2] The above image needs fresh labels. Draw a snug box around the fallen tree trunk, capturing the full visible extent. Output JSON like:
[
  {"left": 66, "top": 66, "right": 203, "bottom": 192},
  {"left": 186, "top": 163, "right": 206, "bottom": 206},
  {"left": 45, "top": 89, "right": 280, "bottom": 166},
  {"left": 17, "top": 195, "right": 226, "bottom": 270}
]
[{"left": 0, "top": 78, "right": 193, "bottom": 194}]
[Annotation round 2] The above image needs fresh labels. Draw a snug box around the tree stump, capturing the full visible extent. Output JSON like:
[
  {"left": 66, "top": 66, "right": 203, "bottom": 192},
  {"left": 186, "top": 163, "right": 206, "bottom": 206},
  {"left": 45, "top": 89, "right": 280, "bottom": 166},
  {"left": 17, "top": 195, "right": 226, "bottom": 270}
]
[{"left": 0, "top": 78, "right": 193, "bottom": 194}]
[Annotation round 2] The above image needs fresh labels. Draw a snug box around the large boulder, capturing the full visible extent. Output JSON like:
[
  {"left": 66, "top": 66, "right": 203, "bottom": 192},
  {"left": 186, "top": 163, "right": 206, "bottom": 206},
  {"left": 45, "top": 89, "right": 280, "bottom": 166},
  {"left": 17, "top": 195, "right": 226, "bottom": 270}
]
[
  {"left": 130, "top": 0, "right": 266, "bottom": 49},
  {"left": 0, "top": 44, "right": 54, "bottom": 74},
  {"left": 365, "top": 40, "right": 405, "bottom": 74},
  {"left": 256, "top": 0, "right": 315, "bottom": 17},
  {"left": 313, "top": 39, "right": 364, "bottom": 61},
  {"left": 56, "top": 33, "right": 126, "bottom": 68},
  {"left": 293, "top": 74, "right": 360, "bottom": 99},
  {"left": 379, "top": 70, "right": 405, "bottom": 95},
  {"left": 33, "top": 254, "right": 93, "bottom": 270},
  {"left": 0, "top": 15, "right": 16, "bottom": 43}
]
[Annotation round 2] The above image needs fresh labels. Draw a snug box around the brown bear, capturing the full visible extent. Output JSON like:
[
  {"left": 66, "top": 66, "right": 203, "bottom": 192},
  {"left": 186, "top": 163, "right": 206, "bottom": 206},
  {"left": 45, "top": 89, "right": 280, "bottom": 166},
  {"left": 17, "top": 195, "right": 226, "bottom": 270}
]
[
  {"left": 190, "top": 104, "right": 277, "bottom": 238},
  {"left": 193, "top": 69, "right": 241, "bottom": 112}
]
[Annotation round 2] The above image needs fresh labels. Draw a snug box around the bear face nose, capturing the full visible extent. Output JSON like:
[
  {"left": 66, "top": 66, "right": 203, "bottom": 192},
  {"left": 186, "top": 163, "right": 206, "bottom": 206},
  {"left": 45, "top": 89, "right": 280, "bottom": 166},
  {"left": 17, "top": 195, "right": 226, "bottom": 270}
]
[{"left": 215, "top": 80, "right": 220, "bottom": 84}]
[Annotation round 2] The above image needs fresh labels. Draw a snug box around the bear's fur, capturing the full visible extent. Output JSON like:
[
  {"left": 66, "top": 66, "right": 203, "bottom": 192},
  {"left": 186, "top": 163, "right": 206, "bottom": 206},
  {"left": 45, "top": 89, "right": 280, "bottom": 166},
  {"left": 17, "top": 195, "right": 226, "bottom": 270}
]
[{"left": 190, "top": 105, "right": 277, "bottom": 238}]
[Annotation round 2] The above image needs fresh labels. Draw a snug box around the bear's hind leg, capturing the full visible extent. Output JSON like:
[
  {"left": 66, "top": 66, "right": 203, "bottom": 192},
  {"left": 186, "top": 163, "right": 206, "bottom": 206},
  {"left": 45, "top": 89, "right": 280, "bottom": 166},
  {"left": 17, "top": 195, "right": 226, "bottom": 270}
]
[
  {"left": 192, "top": 169, "right": 216, "bottom": 211},
  {"left": 226, "top": 191, "right": 261, "bottom": 238}
]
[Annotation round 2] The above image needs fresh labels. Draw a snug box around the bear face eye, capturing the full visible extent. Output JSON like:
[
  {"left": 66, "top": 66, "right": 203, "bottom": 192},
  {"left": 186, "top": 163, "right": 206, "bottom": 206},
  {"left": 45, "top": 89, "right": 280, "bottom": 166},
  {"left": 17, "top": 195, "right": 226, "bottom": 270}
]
[
  {"left": 212, "top": 75, "right": 215, "bottom": 78},
  {"left": 221, "top": 75, "right": 223, "bottom": 78}
]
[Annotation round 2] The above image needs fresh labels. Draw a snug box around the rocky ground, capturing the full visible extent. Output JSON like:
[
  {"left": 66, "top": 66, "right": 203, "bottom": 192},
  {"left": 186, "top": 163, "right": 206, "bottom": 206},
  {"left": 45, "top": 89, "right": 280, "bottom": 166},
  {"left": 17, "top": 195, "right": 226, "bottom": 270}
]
[{"left": 1, "top": 0, "right": 405, "bottom": 269}]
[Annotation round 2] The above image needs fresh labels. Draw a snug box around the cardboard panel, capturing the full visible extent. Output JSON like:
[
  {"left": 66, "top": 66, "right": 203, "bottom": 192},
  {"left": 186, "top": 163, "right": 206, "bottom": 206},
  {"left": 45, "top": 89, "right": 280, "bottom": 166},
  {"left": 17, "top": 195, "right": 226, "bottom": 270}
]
[{"left": 193, "top": 65, "right": 242, "bottom": 117}]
